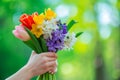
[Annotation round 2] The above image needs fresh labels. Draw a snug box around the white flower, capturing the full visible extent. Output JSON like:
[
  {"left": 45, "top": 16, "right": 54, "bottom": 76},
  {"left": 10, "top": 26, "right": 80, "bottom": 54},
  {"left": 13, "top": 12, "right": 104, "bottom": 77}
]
[
  {"left": 63, "top": 32, "right": 77, "bottom": 50},
  {"left": 42, "top": 19, "right": 59, "bottom": 39}
]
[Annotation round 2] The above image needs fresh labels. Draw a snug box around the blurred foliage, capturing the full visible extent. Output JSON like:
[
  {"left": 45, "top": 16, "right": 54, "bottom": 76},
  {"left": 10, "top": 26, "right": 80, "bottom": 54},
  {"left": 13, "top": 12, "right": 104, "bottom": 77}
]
[{"left": 0, "top": 0, "right": 120, "bottom": 80}]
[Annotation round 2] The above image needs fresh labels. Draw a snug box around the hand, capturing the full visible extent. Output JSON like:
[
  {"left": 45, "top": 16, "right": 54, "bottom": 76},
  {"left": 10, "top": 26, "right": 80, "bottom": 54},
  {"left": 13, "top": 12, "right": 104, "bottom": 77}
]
[
  {"left": 6, "top": 51, "right": 58, "bottom": 80},
  {"left": 25, "top": 51, "right": 58, "bottom": 77}
]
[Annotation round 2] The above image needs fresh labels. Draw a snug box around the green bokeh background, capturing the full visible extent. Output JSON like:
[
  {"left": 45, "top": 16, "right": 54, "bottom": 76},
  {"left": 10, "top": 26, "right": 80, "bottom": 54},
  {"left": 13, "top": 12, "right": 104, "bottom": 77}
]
[{"left": 0, "top": 0, "right": 120, "bottom": 80}]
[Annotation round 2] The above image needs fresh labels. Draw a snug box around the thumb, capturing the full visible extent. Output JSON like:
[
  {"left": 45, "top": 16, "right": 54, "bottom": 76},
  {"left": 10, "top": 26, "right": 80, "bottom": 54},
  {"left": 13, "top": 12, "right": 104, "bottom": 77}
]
[{"left": 31, "top": 51, "right": 36, "bottom": 56}]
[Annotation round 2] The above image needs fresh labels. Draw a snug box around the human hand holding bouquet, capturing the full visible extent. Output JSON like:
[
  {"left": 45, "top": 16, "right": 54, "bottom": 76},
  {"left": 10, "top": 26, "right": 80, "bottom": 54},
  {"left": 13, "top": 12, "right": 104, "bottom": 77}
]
[
  {"left": 13, "top": 8, "right": 83, "bottom": 80},
  {"left": 26, "top": 51, "right": 57, "bottom": 77},
  {"left": 6, "top": 51, "right": 57, "bottom": 80}
]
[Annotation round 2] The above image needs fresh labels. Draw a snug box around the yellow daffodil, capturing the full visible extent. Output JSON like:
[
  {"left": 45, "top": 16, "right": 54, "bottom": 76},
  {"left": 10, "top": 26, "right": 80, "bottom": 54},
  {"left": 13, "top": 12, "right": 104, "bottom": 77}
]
[
  {"left": 31, "top": 24, "right": 43, "bottom": 38},
  {"left": 33, "top": 13, "right": 45, "bottom": 25},
  {"left": 45, "top": 8, "right": 56, "bottom": 20}
]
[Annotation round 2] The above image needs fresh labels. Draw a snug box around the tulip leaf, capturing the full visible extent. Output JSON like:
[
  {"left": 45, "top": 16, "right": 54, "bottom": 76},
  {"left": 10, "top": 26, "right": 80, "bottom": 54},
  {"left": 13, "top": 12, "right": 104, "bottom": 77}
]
[
  {"left": 25, "top": 27, "right": 42, "bottom": 53},
  {"left": 23, "top": 39, "right": 37, "bottom": 51},
  {"left": 75, "top": 32, "right": 83, "bottom": 38},
  {"left": 38, "top": 36, "right": 48, "bottom": 52},
  {"left": 67, "top": 20, "right": 78, "bottom": 31}
]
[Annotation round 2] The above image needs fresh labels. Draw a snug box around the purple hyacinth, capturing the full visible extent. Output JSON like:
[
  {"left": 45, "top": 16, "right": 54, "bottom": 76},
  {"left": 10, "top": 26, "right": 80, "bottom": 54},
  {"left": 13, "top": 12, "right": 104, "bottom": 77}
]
[
  {"left": 46, "top": 29, "right": 65, "bottom": 52},
  {"left": 57, "top": 20, "right": 67, "bottom": 34},
  {"left": 62, "top": 23, "right": 67, "bottom": 34}
]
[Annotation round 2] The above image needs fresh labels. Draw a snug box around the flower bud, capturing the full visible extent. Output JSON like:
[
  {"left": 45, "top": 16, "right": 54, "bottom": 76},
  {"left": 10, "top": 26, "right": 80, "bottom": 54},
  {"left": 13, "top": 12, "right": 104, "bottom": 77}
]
[{"left": 13, "top": 25, "right": 30, "bottom": 41}]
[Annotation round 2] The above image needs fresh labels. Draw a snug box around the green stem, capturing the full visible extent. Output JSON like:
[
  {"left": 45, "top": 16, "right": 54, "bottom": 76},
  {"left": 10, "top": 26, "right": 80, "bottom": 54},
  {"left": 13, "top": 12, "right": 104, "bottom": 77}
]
[
  {"left": 37, "top": 73, "right": 56, "bottom": 80},
  {"left": 46, "top": 72, "right": 49, "bottom": 80},
  {"left": 43, "top": 74, "right": 45, "bottom": 80},
  {"left": 37, "top": 75, "right": 41, "bottom": 80}
]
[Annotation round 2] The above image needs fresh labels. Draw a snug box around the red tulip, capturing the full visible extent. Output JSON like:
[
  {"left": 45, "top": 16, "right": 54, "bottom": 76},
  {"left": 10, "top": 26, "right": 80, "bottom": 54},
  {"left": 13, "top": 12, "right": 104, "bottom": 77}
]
[{"left": 19, "top": 14, "right": 34, "bottom": 30}]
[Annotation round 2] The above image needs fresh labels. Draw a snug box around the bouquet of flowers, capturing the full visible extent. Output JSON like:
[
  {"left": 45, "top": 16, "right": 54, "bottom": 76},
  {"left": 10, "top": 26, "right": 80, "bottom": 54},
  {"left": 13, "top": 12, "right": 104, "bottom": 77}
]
[{"left": 13, "top": 8, "right": 83, "bottom": 80}]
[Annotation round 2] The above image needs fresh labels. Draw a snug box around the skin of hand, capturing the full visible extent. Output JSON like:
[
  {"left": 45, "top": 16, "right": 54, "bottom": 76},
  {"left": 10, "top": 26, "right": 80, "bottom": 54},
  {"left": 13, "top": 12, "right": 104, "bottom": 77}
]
[
  {"left": 26, "top": 51, "right": 58, "bottom": 76},
  {"left": 6, "top": 51, "right": 58, "bottom": 80}
]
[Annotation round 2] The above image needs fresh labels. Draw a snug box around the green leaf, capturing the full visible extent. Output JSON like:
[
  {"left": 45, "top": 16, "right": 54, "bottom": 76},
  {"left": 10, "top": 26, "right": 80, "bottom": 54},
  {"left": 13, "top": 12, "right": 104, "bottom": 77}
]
[
  {"left": 25, "top": 27, "right": 42, "bottom": 53},
  {"left": 38, "top": 37, "right": 48, "bottom": 52},
  {"left": 67, "top": 20, "right": 78, "bottom": 31},
  {"left": 23, "top": 39, "right": 37, "bottom": 51},
  {"left": 75, "top": 32, "right": 83, "bottom": 38}
]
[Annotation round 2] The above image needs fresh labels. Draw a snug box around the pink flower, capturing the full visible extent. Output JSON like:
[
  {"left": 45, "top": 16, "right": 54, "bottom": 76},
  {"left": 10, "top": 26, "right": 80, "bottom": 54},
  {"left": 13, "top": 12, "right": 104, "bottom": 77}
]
[{"left": 13, "top": 25, "right": 30, "bottom": 41}]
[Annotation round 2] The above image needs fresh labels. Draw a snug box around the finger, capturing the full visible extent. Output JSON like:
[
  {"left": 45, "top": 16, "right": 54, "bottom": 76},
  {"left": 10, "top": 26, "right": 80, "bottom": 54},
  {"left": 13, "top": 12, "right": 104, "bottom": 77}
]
[
  {"left": 55, "top": 60, "right": 58, "bottom": 72},
  {"left": 49, "top": 66, "right": 57, "bottom": 74},
  {"left": 56, "top": 60, "right": 58, "bottom": 66},
  {"left": 55, "top": 67, "right": 57, "bottom": 72},
  {"left": 48, "top": 66, "right": 56, "bottom": 74},
  {"left": 42, "top": 65, "right": 56, "bottom": 74},
  {"left": 49, "top": 60, "right": 58, "bottom": 74},
  {"left": 47, "top": 57, "right": 57, "bottom": 61},
  {"left": 46, "top": 61, "right": 57, "bottom": 68},
  {"left": 42, "top": 61, "right": 57, "bottom": 74},
  {"left": 30, "top": 51, "right": 36, "bottom": 57},
  {"left": 47, "top": 52, "right": 57, "bottom": 58},
  {"left": 41, "top": 52, "right": 57, "bottom": 58}
]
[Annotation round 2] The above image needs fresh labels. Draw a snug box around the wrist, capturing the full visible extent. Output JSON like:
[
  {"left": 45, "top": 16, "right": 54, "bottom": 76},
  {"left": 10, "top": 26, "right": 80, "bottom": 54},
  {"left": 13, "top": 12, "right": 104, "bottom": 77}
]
[
  {"left": 22, "top": 65, "right": 33, "bottom": 80},
  {"left": 6, "top": 65, "right": 33, "bottom": 80}
]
